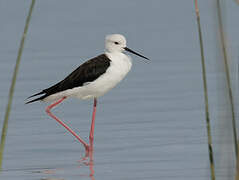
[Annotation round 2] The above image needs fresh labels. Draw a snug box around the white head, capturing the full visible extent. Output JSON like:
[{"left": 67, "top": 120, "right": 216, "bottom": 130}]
[
  {"left": 105, "top": 34, "right": 127, "bottom": 53},
  {"left": 105, "top": 34, "right": 150, "bottom": 61}
]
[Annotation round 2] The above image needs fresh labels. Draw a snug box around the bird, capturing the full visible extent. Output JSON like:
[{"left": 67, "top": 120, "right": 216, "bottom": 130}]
[{"left": 26, "top": 34, "right": 149, "bottom": 151}]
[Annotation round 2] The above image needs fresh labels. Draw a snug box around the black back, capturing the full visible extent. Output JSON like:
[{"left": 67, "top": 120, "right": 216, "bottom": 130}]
[{"left": 26, "top": 54, "right": 111, "bottom": 104}]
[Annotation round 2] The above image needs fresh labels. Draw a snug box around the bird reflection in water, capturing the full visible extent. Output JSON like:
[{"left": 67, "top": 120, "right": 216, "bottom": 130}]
[
  {"left": 78, "top": 146, "right": 95, "bottom": 180},
  {"left": 38, "top": 147, "right": 95, "bottom": 180}
]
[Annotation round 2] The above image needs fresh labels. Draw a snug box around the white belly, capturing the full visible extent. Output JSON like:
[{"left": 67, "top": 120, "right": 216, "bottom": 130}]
[{"left": 44, "top": 52, "right": 132, "bottom": 102}]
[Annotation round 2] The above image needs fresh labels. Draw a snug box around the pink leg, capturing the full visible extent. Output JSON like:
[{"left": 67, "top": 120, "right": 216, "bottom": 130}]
[
  {"left": 45, "top": 97, "right": 89, "bottom": 151},
  {"left": 89, "top": 98, "right": 97, "bottom": 148}
]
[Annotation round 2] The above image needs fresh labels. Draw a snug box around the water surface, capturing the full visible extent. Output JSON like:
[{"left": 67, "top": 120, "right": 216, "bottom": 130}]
[{"left": 0, "top": 1, "right": 239, "bottom": 179}]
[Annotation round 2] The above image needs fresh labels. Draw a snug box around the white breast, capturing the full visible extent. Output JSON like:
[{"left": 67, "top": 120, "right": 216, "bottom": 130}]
[{"left": 73, "top": 52, "right": 132, "bottom": 99}]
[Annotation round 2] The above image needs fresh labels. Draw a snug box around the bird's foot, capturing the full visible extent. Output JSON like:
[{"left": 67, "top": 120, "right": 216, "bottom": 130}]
[{"left": 85, "top": 144, "right": 94, "bottom": 152}]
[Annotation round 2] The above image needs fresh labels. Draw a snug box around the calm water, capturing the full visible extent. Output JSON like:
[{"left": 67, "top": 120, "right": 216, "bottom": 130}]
[{"left": 0, "top": 1, "right": 239, "bottom": 180}]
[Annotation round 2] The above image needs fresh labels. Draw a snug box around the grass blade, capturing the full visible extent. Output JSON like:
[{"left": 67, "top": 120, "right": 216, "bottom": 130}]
[
  {"left": 0, "top": 0, "right": 36, "bottom": 170},
  {"left": 216, "top": 0, "right": 238, "bottom": 158},
  {"left": 194, "top": 1, "right": 216, "bottom": 179}
]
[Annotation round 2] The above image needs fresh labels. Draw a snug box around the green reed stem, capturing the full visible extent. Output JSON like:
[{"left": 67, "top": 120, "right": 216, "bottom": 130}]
[
  {"left": 216, "top": 0, "right": 238, "bottom": 158},
  {"left": 194, "top": 1, "right": 216, "bottom": 179},
  {"left": 236, "top": 142, "right": 239, "bottom": 180},
  {"left": 0, "top": 0, "right": 36, "bottom": 170}
]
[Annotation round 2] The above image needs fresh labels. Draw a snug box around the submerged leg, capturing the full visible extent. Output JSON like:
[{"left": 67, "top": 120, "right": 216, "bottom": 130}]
[
  {"left": 45, "top": 97, "right": 89, "bottom": 150},
  {"left": 89, "top": 98, "right": 97, "bottom": 148}
]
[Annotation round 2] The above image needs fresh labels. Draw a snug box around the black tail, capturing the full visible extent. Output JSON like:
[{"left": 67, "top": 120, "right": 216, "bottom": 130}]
[
  {"left": 25, "top": 91, "right": 46, "bottom": 104},
  {"left": 27, "top": 91, "right": 44, "bottom": 99}
]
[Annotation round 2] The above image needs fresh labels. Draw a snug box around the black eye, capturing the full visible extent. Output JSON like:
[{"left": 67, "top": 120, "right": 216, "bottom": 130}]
[{"left": 114, "top": 42, "right": 119, "bottom": 45}]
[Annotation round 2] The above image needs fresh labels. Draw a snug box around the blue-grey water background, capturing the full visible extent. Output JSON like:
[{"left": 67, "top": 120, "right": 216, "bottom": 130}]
[{"left": 0, "top": 0, "right": 239, "bottom": 179}]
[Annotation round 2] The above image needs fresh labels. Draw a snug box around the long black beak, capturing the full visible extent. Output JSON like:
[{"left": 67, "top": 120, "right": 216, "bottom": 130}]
[{"left": 124, "top": 47, "right": 150, "bottom": 61}]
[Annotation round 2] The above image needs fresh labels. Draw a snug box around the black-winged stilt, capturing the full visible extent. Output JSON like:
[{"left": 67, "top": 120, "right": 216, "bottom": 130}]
[{"left": 26, "top": 34, "right": 149, "bottom": 151}]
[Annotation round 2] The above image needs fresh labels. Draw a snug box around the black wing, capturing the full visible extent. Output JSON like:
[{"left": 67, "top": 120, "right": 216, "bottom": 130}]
[{"left": 26, "top": 54, "right": 111, "bottom": 104}]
